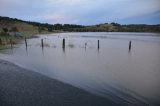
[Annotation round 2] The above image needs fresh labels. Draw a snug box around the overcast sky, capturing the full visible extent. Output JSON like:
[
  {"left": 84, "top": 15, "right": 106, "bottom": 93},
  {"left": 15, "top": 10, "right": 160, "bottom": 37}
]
[{"left": 0, "top": 0, "right": 160, "bottom": 25}]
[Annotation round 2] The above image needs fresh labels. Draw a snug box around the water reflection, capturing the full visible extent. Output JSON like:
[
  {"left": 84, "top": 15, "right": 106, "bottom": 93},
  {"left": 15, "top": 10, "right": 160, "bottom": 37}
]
[
  {"left": 1, "top": 32, "right": 160, "bottom": 106},
  {"left": 62, "top": 47, "right": 65, "bottom": 53}
]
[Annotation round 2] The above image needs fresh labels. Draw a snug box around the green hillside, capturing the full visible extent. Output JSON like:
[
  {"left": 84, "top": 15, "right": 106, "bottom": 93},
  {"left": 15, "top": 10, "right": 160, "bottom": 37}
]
[
  {"left": 1, "top": 16, "right": 160, "bottom": 35},
  {"left": 0, "top": 17, "right": 39, "bottom": 37}
]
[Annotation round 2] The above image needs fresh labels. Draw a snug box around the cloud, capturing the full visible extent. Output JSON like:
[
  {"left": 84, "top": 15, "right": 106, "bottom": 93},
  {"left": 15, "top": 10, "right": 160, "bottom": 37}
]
[{"left": 0, "top": 0, "right": 160, "bottom": 24}]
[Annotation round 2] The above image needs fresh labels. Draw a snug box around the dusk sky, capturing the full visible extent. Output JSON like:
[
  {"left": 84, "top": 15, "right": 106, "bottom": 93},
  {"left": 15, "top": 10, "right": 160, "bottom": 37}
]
[{"left": 0, "top": 0, "right": 160, "bottom": 25}]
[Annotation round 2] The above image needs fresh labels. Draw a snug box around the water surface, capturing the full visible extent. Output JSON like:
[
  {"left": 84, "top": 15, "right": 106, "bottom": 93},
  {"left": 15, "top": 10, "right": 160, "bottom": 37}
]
[{"left": 0, "top": 32, "right": 160, "bottom": 106}]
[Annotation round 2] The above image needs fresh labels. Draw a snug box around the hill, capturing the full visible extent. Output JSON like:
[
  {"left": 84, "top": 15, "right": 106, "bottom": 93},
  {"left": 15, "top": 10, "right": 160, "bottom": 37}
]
[
  {"left": 0, "top": 17, "right": 39, "bottom": 37},
  {"left": 81, "top": 23, "right": 160, "bottom": 32},
  {"left": 0, "top": 16, "right": 160, "bottom": 37},
  {"left": 0, "top": 16, "right": 84, "bottom": 37}
]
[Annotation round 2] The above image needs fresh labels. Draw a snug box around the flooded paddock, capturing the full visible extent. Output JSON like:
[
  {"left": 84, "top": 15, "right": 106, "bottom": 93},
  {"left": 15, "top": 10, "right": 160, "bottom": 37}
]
[{"left": 0, "top": 32, "right": 160, "bottom": 106}]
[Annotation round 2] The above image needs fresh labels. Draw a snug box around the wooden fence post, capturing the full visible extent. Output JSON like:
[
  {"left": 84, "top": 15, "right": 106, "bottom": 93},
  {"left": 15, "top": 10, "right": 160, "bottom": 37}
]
[
  {"left": 98, "top": 40, "right": 100, "bottom": 49},
  {"left": 62, "top": 38, "right": 65, "bottom": 48},
  {"left": 41, "top": 39, "right": 44, "bottom": 48},
  {"left": 10, "top": 39, "right": 13, "bottom": 49},
  {"left": 129, "top": 41, "right": 131, "bottom": 51},
  {"left": 25, "top": 37, "right": 27, "bottom": 49}
]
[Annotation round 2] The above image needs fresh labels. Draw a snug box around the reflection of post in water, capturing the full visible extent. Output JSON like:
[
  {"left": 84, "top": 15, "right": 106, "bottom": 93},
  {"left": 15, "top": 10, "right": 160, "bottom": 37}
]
[
  {"left": 85, "top": 42, "right": 87, "bottom": 51},
  {"left": 42, "top": 47, "right": 44, "bottom": 56},
  {"left": 129, "top": 41, "right": 132, "bottom": 52},
  {"left": 62, "top": 46, "right": 65, "bottom": 53}
]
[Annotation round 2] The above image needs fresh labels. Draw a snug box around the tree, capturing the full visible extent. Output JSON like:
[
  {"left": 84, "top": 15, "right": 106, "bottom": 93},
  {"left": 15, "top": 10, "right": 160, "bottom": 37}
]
[{"left": 111, "top": 22, "right": 121, "bottom": 27}]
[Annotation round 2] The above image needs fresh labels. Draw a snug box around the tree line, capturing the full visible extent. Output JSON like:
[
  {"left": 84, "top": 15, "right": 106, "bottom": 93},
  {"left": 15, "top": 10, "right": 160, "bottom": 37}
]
[{"left": 0, "top": 16, "right": 160, "bottom": 33}]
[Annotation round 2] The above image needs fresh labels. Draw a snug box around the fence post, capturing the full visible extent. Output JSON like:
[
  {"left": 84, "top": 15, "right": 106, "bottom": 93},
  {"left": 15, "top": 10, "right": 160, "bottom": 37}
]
[
  {"left": 129, "top": 41, "right": 131, "bottom": 51},
  {"left": 98, "top": 40, "right": 100, "bottom": 50},
  {"left": 62, "top": 38, "right": 65, "bottom": 49},
  {"left": 25, "top": 37, "right": 27, "bottom": 49},
  {"left": 10, "top": 39, "right": 13, "bottom": 49},
  {"left": 41, "top": 39, "right": 44, "bottom": 48}
]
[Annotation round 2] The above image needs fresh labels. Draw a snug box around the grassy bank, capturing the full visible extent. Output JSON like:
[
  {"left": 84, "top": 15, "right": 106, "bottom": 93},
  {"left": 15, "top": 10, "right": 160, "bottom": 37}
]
[
  {"left": 0, "top": 34, "right": 22, "bottom": 50},
  {"left": 0, "top": 16, "right": 53, "bottom": 50},
  {"left": 0, "top": 45, "right": 9, "bottom": 50}
]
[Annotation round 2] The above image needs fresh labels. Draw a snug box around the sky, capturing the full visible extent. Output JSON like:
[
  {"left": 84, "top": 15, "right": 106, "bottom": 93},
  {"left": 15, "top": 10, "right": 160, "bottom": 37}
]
[{"left": 0, "top": 0, "right": 160, "bottom": 25}]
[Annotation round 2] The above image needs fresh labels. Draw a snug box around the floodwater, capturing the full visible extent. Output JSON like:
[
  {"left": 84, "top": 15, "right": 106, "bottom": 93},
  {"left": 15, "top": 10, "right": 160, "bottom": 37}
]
[{"left": 0, "top": 32, "right": 160, "bottom": 106}]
